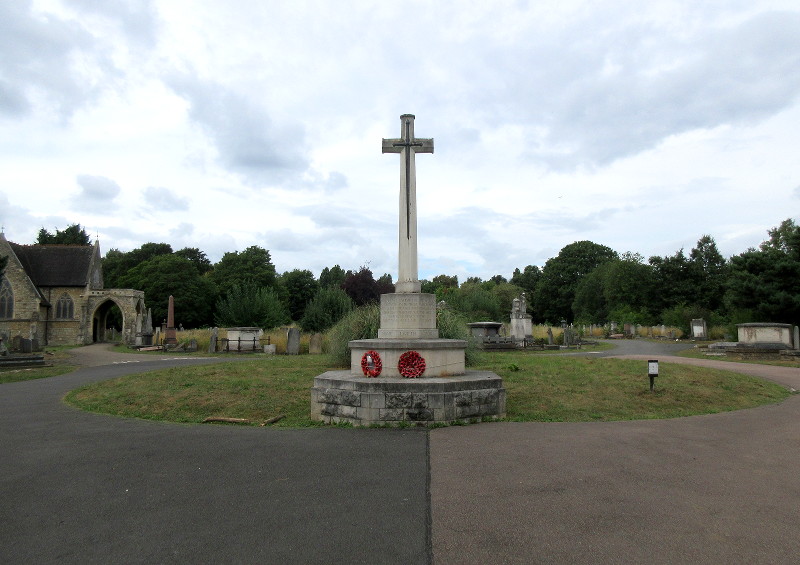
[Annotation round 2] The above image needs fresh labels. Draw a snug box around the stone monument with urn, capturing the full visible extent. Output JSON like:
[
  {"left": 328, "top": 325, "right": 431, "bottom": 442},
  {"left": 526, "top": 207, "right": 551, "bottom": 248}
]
[{"left": 311, "top": 114, "right": 505, "bottom": 426}]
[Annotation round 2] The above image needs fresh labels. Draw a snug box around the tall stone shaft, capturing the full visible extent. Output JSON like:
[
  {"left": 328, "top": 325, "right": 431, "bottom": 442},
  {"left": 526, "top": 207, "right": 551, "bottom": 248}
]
[{"left": 382, "top": 114, "right": 433, "bottom": 293}]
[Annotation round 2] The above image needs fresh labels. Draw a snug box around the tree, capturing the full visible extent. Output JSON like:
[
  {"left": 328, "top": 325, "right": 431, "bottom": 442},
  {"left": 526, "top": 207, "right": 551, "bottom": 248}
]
[
  {"left": 447, "top": 282, "right": 503, "bottom": 321},
  {"left": 688, "top": 235, "right": 727, "bottom": 312},
  {"left": 572, "top": 264, "right": 610, "bottom": 323},
  {"left": 214, "top": 282, "right": 289, "bottom": 329},
  {"left": 300, "top": 287, "right": 354, "bottom": 333},
  {"left": 533, "top": 241, "right": 617, "bottom": 323},
  {"left": 103, "top": 243, "right": 174, "bottom": 288},
  {"left": 648, "top": 249, "right": 693, "bottom": 314},
  {"left": 376, "top": 273, "right": 394, "bottom": 295},
  {"left": 174, "top": 247, "right": 212, "bottom": 275},
  {"left": 36, "top": 224, "right": 91, "bottom": 245},
  {"left": 510, "top": 265, "right": 540, "bottom": 297},
  {"left": 210, "top": 245, "right": 276, "bottom": 297},
  {"left": 278, "top": 269, "right": 319, "bottom": 321},
  {"left": 119, "top": 254, "right": 217, "bottom": 327},
  {"left": 319, "top": 265, "right": 347, "bottom": 289},
  {"left": 342, "top": 266, "right": 382, "bottom": 306},
  {"left": 725, "top": 219, "right": 800, "bottom": 324}
]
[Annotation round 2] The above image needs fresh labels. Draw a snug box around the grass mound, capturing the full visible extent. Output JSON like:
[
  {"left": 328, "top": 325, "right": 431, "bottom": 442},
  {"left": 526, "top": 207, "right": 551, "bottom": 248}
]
[{"left": 64, "top": 351, "right": 791, "bottom": 427}]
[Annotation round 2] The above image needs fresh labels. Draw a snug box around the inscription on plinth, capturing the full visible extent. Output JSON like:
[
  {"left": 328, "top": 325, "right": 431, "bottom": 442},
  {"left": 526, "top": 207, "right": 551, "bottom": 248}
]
[{"left": 378, "top": 293, "right": 439, "bottom": 339}]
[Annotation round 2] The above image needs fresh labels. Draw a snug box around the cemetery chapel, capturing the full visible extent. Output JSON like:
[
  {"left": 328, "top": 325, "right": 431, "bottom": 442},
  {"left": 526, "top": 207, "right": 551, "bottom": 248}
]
[{"left": 0, "top": 231, "right": 148, "bottom": 347}]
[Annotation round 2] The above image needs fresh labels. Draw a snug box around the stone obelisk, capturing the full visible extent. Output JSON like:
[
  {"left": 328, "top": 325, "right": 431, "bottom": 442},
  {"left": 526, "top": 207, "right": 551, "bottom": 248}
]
[{"left": 164, "top": 295, "right": 177, "bottom": 345}]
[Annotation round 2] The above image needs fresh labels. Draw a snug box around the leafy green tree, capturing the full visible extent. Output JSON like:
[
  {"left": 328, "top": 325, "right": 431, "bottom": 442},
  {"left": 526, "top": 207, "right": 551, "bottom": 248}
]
[
  {"left": 602, "top": 255, "right": 656, "bottom": 324},
  {"left": 36, "top": 224, "right": 91, "bottom": 245},
  {"left": 214, "top": 282, "right": 289, "bottom": 329},
  {"left": 533, "top": 240, "right": 617, "bottom": 323},
  {"left": 648, "top": 249, "right": 693, "bottom": 314},
  {"left": 119, "top": 254, "right": 217, "bottom": 327},
  {"left": 432, "top": 274, "right": 458, "bottom": 288},
  {"left": 210, "top": 245, "right": 276, "bottom": 297},
  {"left": 174, "top": 247, "right": 212, "bottom": 275},
  {"left": 319, "top": 265, "right": 346, "bottom": 289},
  {"left": 103, "top": 243, "right": 173, "bottom": 288},
  {"left": 725, "top": 219, "right": 800, "bottom": 324},
  {"left": 278, "top": 269, "right": 319, "bottom": 321},
  {"left": 376, "top": 273, "right": 394, "bottom": 295},
  {"left": 510, "top": 265, "right": 540, "bottom": 297},
  {"left": 572, "top": 264, "right": 610, "bottom": 323},
  {"left": 447, "top": 282, "right": 503, "bottom": 321},
  {"left": 300, "top": 287, "right": 354, "bottom": 333},
  {"left": 688, "top": 235, "right": 728, "bottom": 312}
]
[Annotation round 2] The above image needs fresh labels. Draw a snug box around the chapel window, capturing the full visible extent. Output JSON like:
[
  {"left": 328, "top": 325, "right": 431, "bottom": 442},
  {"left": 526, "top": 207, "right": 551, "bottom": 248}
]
[
  {"left": 0, "top": 278, "right": 12, "bottom": 319},
  {"left": 56, "top": 294, "right": 74, "bottom": 319}
]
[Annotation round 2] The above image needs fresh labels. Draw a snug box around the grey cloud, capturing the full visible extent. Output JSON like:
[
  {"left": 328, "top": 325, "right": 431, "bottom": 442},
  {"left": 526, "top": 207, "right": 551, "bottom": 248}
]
[
  {"left": 167, "top": 75, "right": 308, "bottom": 185},
  {"left": 474, "top": 10, "right": 800, "bottom": 170},
  {"left": 74, "top": 174, "right": 121, "bottom": 207},
  {"left": 144, "top": 186, "right": 189, "bottom": 211},
  {"left": 0, "top": 2, "right": 137, "bottom": 119}
]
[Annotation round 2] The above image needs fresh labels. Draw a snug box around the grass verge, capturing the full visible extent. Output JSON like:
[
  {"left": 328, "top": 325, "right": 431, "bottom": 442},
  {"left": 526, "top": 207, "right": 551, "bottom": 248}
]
[
  {"left": 675, "top": 346, "right": 800, "bottom": 368},
  {"left": 0, "top": 346, "right": 77, "bottom": 384},
  {"left": 64, "top": 350, "right": 792, "bottom": 427}
]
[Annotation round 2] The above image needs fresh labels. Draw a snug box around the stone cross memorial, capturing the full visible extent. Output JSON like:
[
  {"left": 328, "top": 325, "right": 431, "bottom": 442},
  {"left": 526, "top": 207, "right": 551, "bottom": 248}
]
[
  {"left": 382, "top": 113, "right": 433, "bottom": 293},
  {"left": 310, "top": 113, "right": 505, "bottom": 427}
]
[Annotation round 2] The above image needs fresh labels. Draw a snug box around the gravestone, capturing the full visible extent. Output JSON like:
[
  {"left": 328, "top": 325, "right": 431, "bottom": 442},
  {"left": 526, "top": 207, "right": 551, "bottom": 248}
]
[
  {"left": 21, "top": 338, "right": 32, "bottom": 353},
  {"left": 208, "top": 327, "right": 218, "bottom": 353},
  {"left": 286, "top": 328, "right": 300, "bottom": 355},
  {"left": 509, "top": 293, "right": 532, "bottom": 341},
  {"left": 309, "top": 333, "right": 323, "bottom": 354},
  {"left": 0, "top": 336, "right": 8, "bottom": 356},
  {"left": 187, "top": 339, "right": 197, "bottom": 352},
  {"left": 691, "top": 318, "right": 708, "bottom": 340},
  {"left": 547, "top": 327, "right": 554, "bottom": 345}
]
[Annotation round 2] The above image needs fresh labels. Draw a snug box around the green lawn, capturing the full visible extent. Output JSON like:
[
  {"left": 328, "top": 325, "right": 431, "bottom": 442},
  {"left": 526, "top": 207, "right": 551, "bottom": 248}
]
[{"left": 64, "top": 350, "right": 792, "bottom": 427}]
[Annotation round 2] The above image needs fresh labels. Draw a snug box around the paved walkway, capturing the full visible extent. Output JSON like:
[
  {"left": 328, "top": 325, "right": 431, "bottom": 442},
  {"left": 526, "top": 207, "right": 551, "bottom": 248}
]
[{"left": 2, "top": 343, "right": 799, "bottom": 564}]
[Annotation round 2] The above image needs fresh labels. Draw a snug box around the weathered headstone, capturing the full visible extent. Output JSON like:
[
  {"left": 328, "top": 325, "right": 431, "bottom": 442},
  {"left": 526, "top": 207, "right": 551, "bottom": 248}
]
[
  {"left": 187, "top": 339, "right": 197, "bottom": 352},
  {"left": 21, "top": 338, "right": 32, "bottom": 353},
  {"left": 286, "top": 328, "right": 300, "bottom": 355},
  {"left": 0, "top": 337, "right": 8, "bottom": 356},
  {"left": 209, "top": 327, "right": 218, "bottom": 353},
  {"left": 309, "top": 333, "right": 323, "bottom": 354},
  {"left": 547, "top": 327, "right": 554, "bottom": 345},
  {"left": 795, "top": 326, "right": 799, "bottom": 351},
  {"left": 509, "top": 293, "right": 533, "bottom": 341},
  {"left": 691, "top": 318, "right": 708, "bottom": 340}
]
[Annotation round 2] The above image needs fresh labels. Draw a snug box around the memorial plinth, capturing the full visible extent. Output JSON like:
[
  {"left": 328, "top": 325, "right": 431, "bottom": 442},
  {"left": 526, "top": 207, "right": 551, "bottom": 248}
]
[{"left": 310, "top": 113, "right": 505, "bottom": 426}]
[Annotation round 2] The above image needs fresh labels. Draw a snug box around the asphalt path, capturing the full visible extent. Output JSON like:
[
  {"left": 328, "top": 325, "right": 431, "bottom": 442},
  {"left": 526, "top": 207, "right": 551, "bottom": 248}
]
[{"left": 2, "top": 342, "right": 799, "bottom": 564}]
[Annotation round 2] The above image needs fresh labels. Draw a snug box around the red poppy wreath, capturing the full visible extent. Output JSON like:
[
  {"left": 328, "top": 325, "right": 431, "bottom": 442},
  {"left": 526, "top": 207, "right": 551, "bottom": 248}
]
[
  {"left": 360, "top": 350, "right": 382, "bottom": 377},
  {"left": 398, "top": 350, "right": 426, "bottom": 378}
]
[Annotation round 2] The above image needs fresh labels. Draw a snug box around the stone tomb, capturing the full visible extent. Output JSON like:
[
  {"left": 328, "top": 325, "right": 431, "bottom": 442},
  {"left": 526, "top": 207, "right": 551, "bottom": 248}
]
[{"left": 311, "top": 114, "right": 505, "bottom": 426}]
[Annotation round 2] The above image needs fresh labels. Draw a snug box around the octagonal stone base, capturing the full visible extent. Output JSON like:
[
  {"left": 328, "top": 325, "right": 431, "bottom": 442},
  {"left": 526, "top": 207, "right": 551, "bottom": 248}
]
[{"left": 311, "top": 370, "right": 506, "bottom": 427}]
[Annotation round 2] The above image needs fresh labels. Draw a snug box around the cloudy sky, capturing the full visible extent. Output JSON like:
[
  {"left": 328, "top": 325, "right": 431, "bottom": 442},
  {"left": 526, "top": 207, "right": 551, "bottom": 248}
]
[{"left": 2, "top": 0, "right": 799, "bottom": 282}]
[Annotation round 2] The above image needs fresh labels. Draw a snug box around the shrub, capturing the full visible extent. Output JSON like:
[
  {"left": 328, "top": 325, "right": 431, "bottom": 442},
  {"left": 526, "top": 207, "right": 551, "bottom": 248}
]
[
  {"left": 300, "top": 287, "right": 354, "bottom": 333},
  {"left": 326, "top": 303, "right": 381, "bottom": 366},
  {"left": 326, "top": 303, "right": 480, "bottom": 368},
  {"left": 214, "top": 282, "right": 289, "bottom": 329}
]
